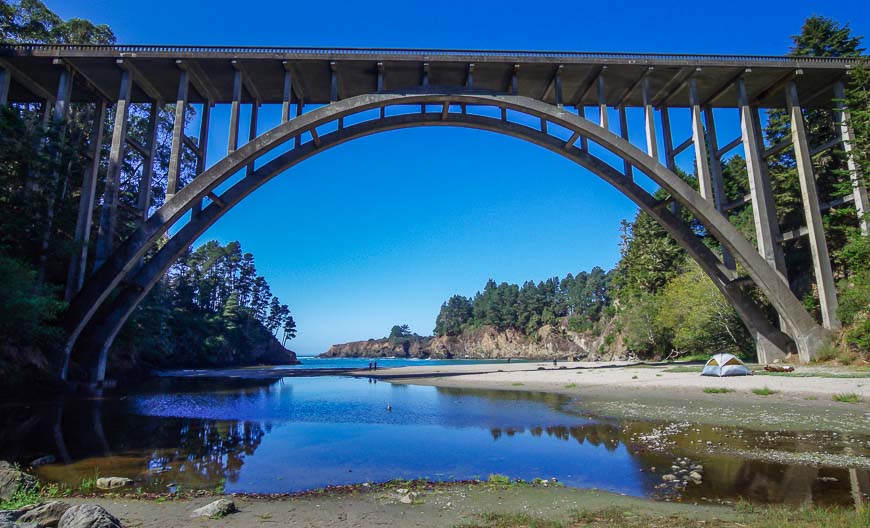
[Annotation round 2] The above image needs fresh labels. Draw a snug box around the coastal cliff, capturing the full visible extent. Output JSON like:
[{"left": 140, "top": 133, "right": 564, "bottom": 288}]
[{"left": 321, "top": 322, "right": 627, "bottom": 361}]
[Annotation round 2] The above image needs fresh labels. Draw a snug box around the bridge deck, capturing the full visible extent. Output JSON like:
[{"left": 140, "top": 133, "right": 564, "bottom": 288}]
[{"left": 0, "top": 45, "right": 855, "bottom": 108}]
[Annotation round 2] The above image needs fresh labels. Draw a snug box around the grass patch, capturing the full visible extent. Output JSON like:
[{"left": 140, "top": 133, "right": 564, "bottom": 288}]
[
  {"left": 703, "top": 387, "right": 735, "bottom": 394},
  {"left": 486, "top": 474, "right": 512, "bottom": 486},
  {"left": 0, "top": 485, "right": 41, "bottom": 510},
  {"left": 663, "top": 366, "right": 703, "bottom": 373},
  {"left": 511, "top": 382, "right": 524, "bottom": 386},
  {"left": 833, "top": 392, "right": 861, "bottom": 403},
  {"left": 454, "top": 504, "right": 870, "bottom": 527},
  {"left": 631, "top": 375, "right": 638, "bottom": 380},
  {"left": 755, "top": 371, "right": 870, "bottom": 378},
  {"left": 752, "top": 387, "right": 779, "bottom": 396},
  {"left": 564, "top": 383, "right": 577, "bottom": 389}
]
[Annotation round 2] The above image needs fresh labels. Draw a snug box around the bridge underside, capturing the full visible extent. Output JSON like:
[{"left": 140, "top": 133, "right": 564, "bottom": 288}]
[{"left": 1, "top": 46, "right": 864, "bottom": 385}]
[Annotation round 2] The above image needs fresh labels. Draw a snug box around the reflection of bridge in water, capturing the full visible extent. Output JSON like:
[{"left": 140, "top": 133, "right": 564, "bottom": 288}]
[
  {"left": 1, "top": 46, "right": 867, "bottom": 384},
  {"left": 0, "top": 378, "right": 865, "bottom": 506}
]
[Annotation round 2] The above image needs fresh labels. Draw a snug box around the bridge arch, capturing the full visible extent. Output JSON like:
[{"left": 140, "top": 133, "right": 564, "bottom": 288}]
[{"left": 63, "top": 91, "right": 828, "bottom": 383}]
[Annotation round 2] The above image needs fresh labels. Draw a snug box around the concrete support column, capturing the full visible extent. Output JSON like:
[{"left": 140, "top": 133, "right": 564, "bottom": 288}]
[
  {"left": 737, "top": 78, "right": 791, "bottom": 358},
  {"left": 295, "top": 99, "right": 304, "bottom": 148},
  {"left": 618, "top": 106, "right": 633, "bottom": 179},
  {"left": 660, "top": 107, "right": 680, "bottom": 216},
  {"left": 597, "top": 74, "right": 608, "bottom": 130},
  {"left": 833, "top": 81, "right": 870, "bottom": 235},
  {"left": 689, "top": 80, "right": 713, "bottom": 200},
  {"left": 0, "top": 67, "right": 11, "bottom": 106},
  {"left": 576, "top": 106, "right": 589, "bottom": 151},
  {"left": 704, "top": 107, "right": 736, "bottom": 270},
  {"left": 136, "top": 102, "right": 160, "bottom": 220},
  {"left": 281, "top": 69, "right": 292, "bottom": 123},
  {"left": 166, "top": 71, "right": 188, "bottom": 200},
  {"left": 94, "top": 70, "right": 132, "bottom": 271},
  {"left": 53, "top": 68, "right": 73, "bottom": 120},
  {"left": 642, "top": 77, "right": 658, "bottom": 160},
  {"left": 786, "top": 80, "right": 840, "bottom": 330},
  {"left": 192, "top": 102, "right": 212, "bottom": 217},
  {"left": 228, "top": 69, "right": 242, "bottom": 154},
  {"left": 246, "top": 101, "right": 259, "bottom": 176},
  {"left": 65, "top": 100, "right": 106, "bottom": 302}
]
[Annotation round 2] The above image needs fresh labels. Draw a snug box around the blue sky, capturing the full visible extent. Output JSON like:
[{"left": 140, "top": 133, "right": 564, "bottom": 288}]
[{"left": 54, "top": 1, "right": 870, "bottom": 355}]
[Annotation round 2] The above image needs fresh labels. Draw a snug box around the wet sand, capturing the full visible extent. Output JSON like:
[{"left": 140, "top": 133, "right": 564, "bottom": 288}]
[{"left": 60, "top": 484, "right": 743, "bottom": 528}]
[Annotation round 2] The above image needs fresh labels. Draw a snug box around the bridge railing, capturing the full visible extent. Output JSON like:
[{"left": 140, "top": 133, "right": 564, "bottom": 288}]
[{"left": 1, "top": 43, "right": 858, "bottom": 65}]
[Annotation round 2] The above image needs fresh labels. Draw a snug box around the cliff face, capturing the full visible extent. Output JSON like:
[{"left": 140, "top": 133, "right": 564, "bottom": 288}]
[{"left": 321, "top": 322, "right": 628, "bottom": 361}]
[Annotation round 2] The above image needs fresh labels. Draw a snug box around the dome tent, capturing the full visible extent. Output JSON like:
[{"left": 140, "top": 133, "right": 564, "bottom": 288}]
[{"left": 701, "top": 353, "right": 751, "bottom": 377}]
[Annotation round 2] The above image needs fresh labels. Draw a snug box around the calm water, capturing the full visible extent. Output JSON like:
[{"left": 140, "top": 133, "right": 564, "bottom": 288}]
[{"left": 1, "top": 364, "right": 867, "bottom": 506}]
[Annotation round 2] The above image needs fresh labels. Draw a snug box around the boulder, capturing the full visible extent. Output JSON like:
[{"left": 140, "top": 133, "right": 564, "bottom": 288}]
[
  {"left": 58, "top": 504, "right": 122, "bottom": 528},
  {"left": 18, "top": 501, "right": 71, "bottom": 527},
  {"left": 95, "top": 478, "right": 132, "bottom": 490},
  {"left": 190, "top": 499, "right": 236, "bottom": 518},
  {"left": 0, "top": 509, "right": 23, "bottom": 523},
  {"left": 0, "top": 461, "right": 38, "bottom": 501}
]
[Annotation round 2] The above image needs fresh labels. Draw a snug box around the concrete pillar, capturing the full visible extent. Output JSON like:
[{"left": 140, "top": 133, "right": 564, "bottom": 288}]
[
  {"left": 281, "top": 70, "right": 292, "bottom": 123},
  {"left": 228, "top": 69, "right": 241, "bottom": 154},
  {"left": 136, "top": 102, "right": 160, "bottom": 220},
  {"left": 642, "top": 77, "right": 658, "bottom": 160},
  {"left": 704, "top": 107, "right": 736, "bottom": 270},
  {"left": 166, "top": 71, "right": 188, "bottom": 200},
  {"left": 660, "top": 107, "right": 681, "bottom": 216},
  {"left": 0, "top": 67, "right": 10, "bottom": 106},
  {"left": 53, "top": 69, "right": 73, "bottom": 121},
  {"left": 94, "top": 70, "right": 132, "bottom": 271},
  {"left": 833, "top": 81, "right": 870, "bottom": 235},
  {"left": 65, "top": 100, "right": 106, "bottom": 301},
  {"left": 576, "top": 106, "right": 589, "bottom": 151},
  {"left": 689, "top": 79, "right": 713, "bottom": 201},
  {"left": 786, "top": 80, "right": 840, "bottom": 330},
  {"left": 192, "top": 102, "right": 211, "bottom": 217},
  {"left": 246, "top": 101, "right": 259, "bottom": 176},
  {"left": 597, "top": 74, "right": 608, "bottom": 130},
  {"left": 737, "top": 78, "right": 791, "bottom": 358},
  {"left": 295, "top": 99, "right": 304, "bottom": 148},
  {"left": 618, "top": 106, "right": 633, "bottom": 179}
]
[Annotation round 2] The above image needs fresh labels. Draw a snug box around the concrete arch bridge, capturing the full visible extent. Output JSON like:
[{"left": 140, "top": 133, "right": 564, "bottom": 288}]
[{"left": 0, "top": 45, "right": 866, "bottom": 386}]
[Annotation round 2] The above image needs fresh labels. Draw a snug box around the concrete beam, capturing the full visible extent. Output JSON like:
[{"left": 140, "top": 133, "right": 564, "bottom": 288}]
[
  {"left": 179, "top": 60, "right": 219, "bottom": 103},
  {"left": 655, "top": 67, "right": 699, "bottom": 107},
  {"left": 117, "top": 59, "right": 162, "bottom": 103},
  {"left": 0, "top": 57, "right": 54, "bottom": 101},
  {"left": 231, "top": 60, "right": 262, "bottom": 102},
  {"left": 167, "top": 70, "right": 189, "bottom": 199},
  {"left": 786, "top": 80, "right": 840, "bottom": 330},
  {"left": 572, "top": 65, "right": 604, "bottom": 106},
  {"left": 700, "top": 67, "right": 749, "bottom": 107},
  {"left": 62, "top": 59, "right": 114, "bottom": 102},
  {"left": 834, "top": 81, "right": 870, "bottom": 235}
]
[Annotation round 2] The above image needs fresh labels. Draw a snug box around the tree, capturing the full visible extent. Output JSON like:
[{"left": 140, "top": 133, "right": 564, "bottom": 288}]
[
  {"left": 434, "top": 295, "right": 473, "bottom": 336},
  {"left": 389, "top": 324, "right": 412, "bottom": 339},
  {"left": 282, "top": 316, "right": 297, "bottom": 346}
]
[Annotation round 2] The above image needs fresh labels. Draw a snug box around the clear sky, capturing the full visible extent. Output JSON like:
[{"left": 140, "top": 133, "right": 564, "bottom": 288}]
[{"left": 53, "top": 0, "right": 870, "bottom": 355}]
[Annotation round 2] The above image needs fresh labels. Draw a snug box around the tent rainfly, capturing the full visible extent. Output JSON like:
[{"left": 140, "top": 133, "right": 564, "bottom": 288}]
[{"left": 701, "top": 353, "right": 751, "bottom": 377}]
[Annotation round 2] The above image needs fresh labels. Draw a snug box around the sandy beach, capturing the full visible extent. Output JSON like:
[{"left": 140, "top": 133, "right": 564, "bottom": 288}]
[{"left": 355, "top": 361, "right": 870, "bottom": 434}]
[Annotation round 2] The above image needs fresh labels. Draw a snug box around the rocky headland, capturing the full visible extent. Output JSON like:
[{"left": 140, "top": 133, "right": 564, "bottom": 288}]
[{"left": 321, "top": 323, "right": 627, "bottom": 361}]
